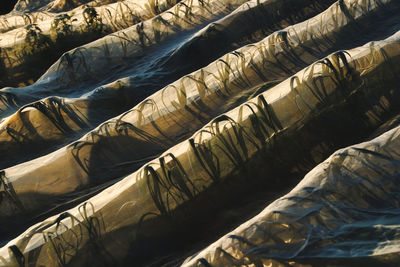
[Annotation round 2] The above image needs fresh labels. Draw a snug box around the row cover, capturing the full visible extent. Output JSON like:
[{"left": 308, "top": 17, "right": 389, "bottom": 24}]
[
  {"left": 1, "top": 27, "right": 399, "bottom": 266},
  {"left": 183, "top": 120, "right": 400, "bottom": 266},
  {"left": 0, "top": 0, "right": 248, "bottom": 90},
  {"left": 0, "top": 0, "right": 181, "bottom": 87},
  {"left": 0, "top": 0, "right": 397, "bottom": 231},
  {"left": 0, "top": 0, "right": 341, "bottom": 168}
]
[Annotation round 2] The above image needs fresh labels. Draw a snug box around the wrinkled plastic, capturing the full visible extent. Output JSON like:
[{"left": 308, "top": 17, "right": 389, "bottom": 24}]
[
  {"left": 0, "top": 0, "right": 248, "bottom": 89},
  {"left": 0, "top": 0, "right": 400, "bottom": 265},
  {"left": 0, "top": 0, "right": 342, "bottom": 169},
  {"left": 0, "top": 0, "right": 181, "bottom": 87},
  {"left": 183, "top": 123, "right": 400, "bottom": 266},
  {"left": 1, "top": 27, "right": 399, "bottom": 266},
  {"left": 1, "top": 0, "right": 399, "bottom": 231}
]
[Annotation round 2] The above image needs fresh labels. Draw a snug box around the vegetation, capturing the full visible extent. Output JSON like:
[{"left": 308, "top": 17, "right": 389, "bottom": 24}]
[
  {"left": 0, "top": 0, "right": 181, "bottom": 87},
  {"left": 1, "top": 24, "right": 400, "bottom": 265},
  {"left": 0, "top": 0, "right": 400, "bottom": 265}
]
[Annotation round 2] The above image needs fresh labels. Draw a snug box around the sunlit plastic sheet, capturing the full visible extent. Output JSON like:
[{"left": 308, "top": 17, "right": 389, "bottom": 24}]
[
  {"left": 0, "top": 0, "right": 181, "bottom": 87},
  {"left": 0, "top": 0, "right": 397, "bottom": 220},
  {"left": 1, "top": 0, "right": 399, "bottom": 171},
  {"left": 182, "top": 125, "right": 400, "bottom": 266},
  {"left": 10, "top": 0, "right": 114, "bottom": 13},
  {"left": 12, "top": 0, "right": 60, "bottom": 13},
  {"left": 1, "top": 0, "right": 119, "bottom": 32},
  {"left": 1, "top": 29, "right": 399, "bottom": 266},
  {"left": 0, "top": 0, "right": 344, "bottom": 169},
  {"left": 156, "top": 0, "right": 337, "bottom": 73},
  {"left": 0, "top": 0, "right": 249, "bottom": 91},
  {"left": 3, "top": 0, "right": 398, "bottom": 114}
]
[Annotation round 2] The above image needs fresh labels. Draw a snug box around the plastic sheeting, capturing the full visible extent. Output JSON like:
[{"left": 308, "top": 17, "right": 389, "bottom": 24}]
[
  {"left": 10, "top": 0, "right": 114, "bottom": 13},
  {"left": 0, "top": 0, "right": 344, "bottom": 169},
  {"left": 0, "top": 0, "right": 181, "bottom": 87},
  {"left": 1, "top": 0, "right": 399, "bottom": 231},
  {"left": 0, "top": 0, "right": 400, "bottom": 265},
  {"left": 1, "top": 26, "right": 399, "bottom": 266},
  {"left": 1, "top": 0, "right": 398, "bottom": 169},
  {"left": 0, "top": 0, "right": 340, "bottom": 115},
  {"left": 183, "top": 121, "right": 400, "bottom": 266},
  {"left": 0, "top": 0, "right": 249, "bottom": 89}
]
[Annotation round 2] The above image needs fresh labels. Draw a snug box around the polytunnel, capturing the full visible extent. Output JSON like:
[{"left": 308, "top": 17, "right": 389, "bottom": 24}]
[{"left": 1, "top": 0, "right": 400, "bottom": 266}]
